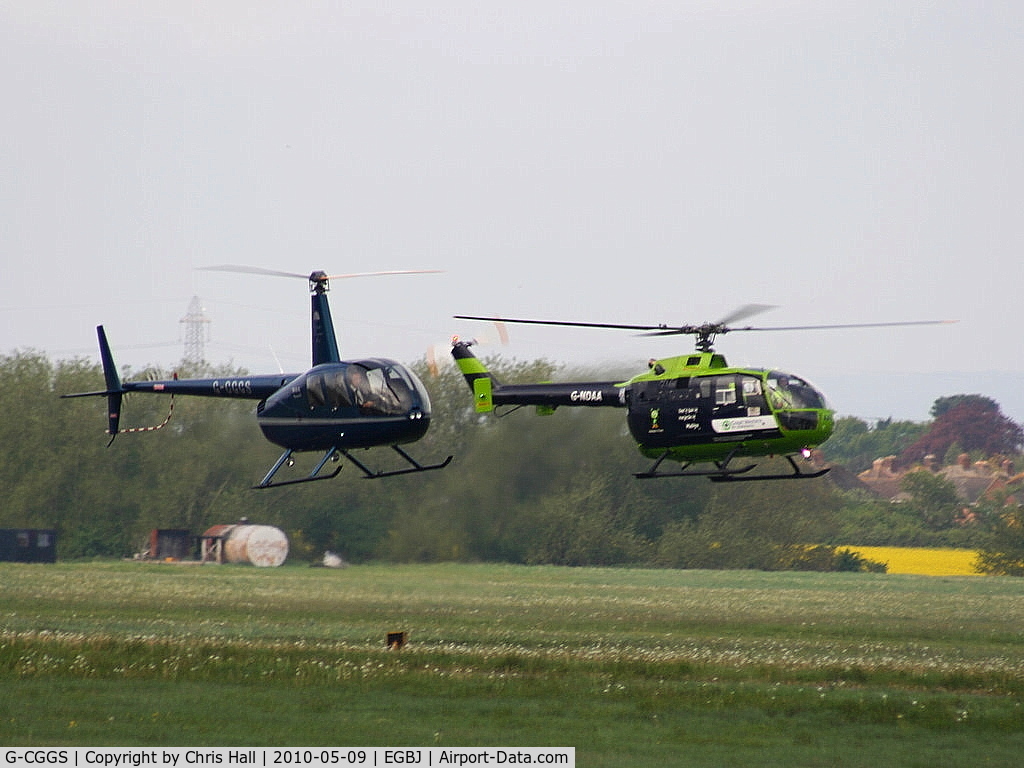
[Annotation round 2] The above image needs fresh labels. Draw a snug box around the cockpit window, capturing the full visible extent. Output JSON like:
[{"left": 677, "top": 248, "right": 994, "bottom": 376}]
[
  {"left": 715, "top": 379, "right": 737, "bottom": 406},
  {"left": 304, "top": 363, "right": 428, "bottom": 416},
  {"left": 345, "top": 366, "right": 387, "bottom": 414},
  {"left": 348, "top": 364, "right": 420, "bottom": 415},
  {"left": 766, "top": 372, "right": 827, "bottom": 410},
  {"left": 306, "top": 369, "right": 351, "bottom": 409}
]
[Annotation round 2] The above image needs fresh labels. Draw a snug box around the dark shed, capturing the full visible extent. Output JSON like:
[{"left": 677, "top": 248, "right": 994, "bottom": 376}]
[
  {"left": 148, "top": 529, "right": 193, "bottom": 560},
  {"left": 0, "top": 529, "right": 58, "bottom": 563}
]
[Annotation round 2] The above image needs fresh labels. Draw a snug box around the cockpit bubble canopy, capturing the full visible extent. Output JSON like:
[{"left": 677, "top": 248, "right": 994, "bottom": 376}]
[
  {"left": 303, "top": 360, "right": 431, "bottom": 417},
  {"left": 766, "top": 371, "right": 828, "bottom": 411}
]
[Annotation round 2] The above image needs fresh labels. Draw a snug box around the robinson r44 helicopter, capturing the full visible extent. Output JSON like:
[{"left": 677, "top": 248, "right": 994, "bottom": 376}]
[
  {"left": 63, "top": 267, "right": 452, "bottom": 487},
  {"left": 451, "top": 306, "right": 951, "bottom": 481}
]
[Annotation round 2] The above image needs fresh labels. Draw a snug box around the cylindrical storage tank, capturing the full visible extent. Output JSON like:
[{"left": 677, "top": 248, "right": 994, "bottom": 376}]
[{"left": 221, "top": 524, "right": 289, "bottom": 567}]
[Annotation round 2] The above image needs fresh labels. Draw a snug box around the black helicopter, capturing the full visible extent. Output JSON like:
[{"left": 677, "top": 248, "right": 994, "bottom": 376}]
[
  {"left": 451, "top": 307, "right": 951, "bottom": 481},
  {"left": 63, "top": 268, "right": 451, "bottom": 487}
]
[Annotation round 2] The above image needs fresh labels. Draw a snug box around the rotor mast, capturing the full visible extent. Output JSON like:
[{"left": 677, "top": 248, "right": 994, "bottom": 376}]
[
  {"left": 308, "top": 272, "right": 340, "bottom": 365},
  {"left": 694, "top": 324, "right": 720, "bottom": 353}
]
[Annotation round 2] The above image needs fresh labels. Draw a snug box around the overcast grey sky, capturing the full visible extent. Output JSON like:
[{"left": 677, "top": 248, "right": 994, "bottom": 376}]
[{"left": 2, "top": 1, "right": 1022, "bottom": 421}]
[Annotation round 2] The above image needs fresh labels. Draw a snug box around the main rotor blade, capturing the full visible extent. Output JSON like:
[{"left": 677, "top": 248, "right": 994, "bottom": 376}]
[
  {"left": 454, "top": 307, "right": 776, "bottom": 334},
  {"left": 638, "top": 319, "right": 956, "bottom": 337},
  {"left": 324, "top": 269, "right": 443, "bottom": 280},
  {"left": 457, "top": 314, "right": 956, "bottom": 339},
  {"left": 199, "top": 265, "right": 307, "bottom": 279},
  {"left": 637, "top": 327, "right": 703, "bottom": 337},
  {"left": 200, "top": 265, "right": 442, "bottom": 280},
  {"left": 454, "top": 315, "right": 666, "bottom": 332},
  {"left": 715, "top": 303, "right": 777, "bottom": 326},
  {"left": 738, "top": 320, "right": 958, "bottom": 332}
]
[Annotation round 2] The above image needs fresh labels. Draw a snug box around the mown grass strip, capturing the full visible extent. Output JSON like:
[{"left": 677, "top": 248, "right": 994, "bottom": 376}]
[{"left": 2, "top": 562, "right": 1024, "bottom": 764}]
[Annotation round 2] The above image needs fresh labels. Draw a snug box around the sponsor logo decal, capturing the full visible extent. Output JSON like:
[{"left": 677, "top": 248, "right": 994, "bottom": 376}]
[
  {"left": 712, "top": 415, "right": 778, "bottom": 433},
  {"left": 649, "top": 408, "right": 661, "bottom": 431}
]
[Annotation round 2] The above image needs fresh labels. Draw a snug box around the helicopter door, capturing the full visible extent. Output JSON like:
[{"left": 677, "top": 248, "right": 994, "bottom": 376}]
[
  {"left": 706, "top": 374, "right": 770, "bottom": 419},
  {"left": 378, "top": 365, "right": 418, "bottom": 414},
  {"left": 711, "top": 376, "right": 742, "bottom": 418},
  {"left": 346, "top": 364, "right": 419, "bottom": 416},
  {"left": 628, "top": 377, "right": 709, "bottom": 446},
  {"left": 305, "top": 369, "right": 352, "bottom": 410},
  {"left": 740, "top": 376, "right": 768, "bottom": 416},
  {"left": 347, "top": 366, "right": 390, "bottom": 415},
  {"left": 709, "top": 374, "right": 781, "bottom": 437}
]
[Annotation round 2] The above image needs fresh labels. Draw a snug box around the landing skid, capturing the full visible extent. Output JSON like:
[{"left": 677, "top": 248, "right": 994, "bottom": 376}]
[
  {"left": 342, "top": 445, "right": 453, "bottom": 480},
  {"left": 709, "top": 455, "right": 831, "bottom": 483},
  {"left": 256, "top": 446, "right": 453, "bottom": 488},
  {"left": 635, "top": 451, "right": 829, "bottom": 482}
]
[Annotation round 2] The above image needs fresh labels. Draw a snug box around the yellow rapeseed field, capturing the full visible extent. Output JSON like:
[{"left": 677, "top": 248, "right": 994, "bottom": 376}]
[{"left": 845, "top": 546, "right": 981, "bottom": 576}]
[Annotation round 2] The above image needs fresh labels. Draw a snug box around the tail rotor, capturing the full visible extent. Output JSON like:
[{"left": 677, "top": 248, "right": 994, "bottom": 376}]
[{"left": 427, "top": 321, "right": 509, "bottom": 377}]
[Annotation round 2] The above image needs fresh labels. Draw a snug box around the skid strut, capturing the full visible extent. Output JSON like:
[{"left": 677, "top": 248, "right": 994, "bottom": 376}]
[
  {"left": 255, "top": 446, "right": 453, "bottom": 488},
  {"left": 256, "top": 448, "right": 344, "bottom": 489}
]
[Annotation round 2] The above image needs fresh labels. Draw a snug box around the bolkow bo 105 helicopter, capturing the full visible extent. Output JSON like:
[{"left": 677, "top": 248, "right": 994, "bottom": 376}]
[
  {"left": 451, "top": 306, "right": 952, "bottom": 481},
  {"left": 63, "top": 267, "right": 452, "bottom": 487}
]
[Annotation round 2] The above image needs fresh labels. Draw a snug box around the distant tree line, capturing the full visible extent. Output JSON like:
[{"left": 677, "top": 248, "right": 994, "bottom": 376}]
[{"left": 2, "top": 349, "right": 1023, "bottom": 574}]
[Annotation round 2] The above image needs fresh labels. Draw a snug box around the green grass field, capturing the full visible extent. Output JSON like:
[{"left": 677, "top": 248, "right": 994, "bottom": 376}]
[{"left": 2, "top": 562, "right": 1023, "bottom": 766}]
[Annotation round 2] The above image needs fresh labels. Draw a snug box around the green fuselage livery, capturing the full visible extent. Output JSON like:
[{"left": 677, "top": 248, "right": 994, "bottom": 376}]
[{"left": 452, "top": 342, "right": 833, "bottom": 481}]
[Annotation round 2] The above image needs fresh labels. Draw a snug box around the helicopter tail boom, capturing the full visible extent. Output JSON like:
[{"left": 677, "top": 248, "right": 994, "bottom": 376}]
[
  {"left": 451, "top": 339, "right": 626, "bottom": 413},
  {"left": 62, "top": 326, "right": 298, "bottom": 444}
]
